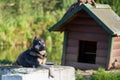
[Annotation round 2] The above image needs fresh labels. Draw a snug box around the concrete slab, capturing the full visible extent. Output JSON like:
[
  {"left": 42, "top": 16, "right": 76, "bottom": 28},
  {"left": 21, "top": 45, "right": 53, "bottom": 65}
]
[{"left": 0, "top": 66, "right": 75, "bottom": 80}]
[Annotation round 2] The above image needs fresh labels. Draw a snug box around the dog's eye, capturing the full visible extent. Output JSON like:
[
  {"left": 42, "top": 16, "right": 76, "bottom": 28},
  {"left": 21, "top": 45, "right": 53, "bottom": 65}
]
[{"left": 39, "top": 40, "right": 44, "bottom": 45}]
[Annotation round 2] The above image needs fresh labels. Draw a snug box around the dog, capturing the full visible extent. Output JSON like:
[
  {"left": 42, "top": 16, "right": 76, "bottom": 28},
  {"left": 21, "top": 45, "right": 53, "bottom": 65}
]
[
  {"left": 16, "top": 36, "right": 47, "bottom": 67},
  {"left": 16, "top": 36, "right": 54, "bottom": 77}
]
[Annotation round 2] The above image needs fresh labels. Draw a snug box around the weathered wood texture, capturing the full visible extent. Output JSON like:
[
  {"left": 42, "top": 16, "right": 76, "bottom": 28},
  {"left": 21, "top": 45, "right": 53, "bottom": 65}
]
[
  {"left": 63, "top": 10, "right": 111, "bottom": 69},
  {"left": 67, "top": 46, "right": 79, "bottom": 54},
  {"left": 66, "top": 25, "right": 107, "bottom": 34},
  {"left": 66, "top": 32, "right": 109, "bottom": 67},
  {"left": 68, "top": 31, "right": 109, "bottom": 42},
  {"left": 110, "top": 37, "right": 120, "bottom": 68},
  {"left": 66, "top": 54, "right": 78, "bottom": 62},
  {"left": 65, "top": 39, "right": 79, "bottom": 62},
  {"left": 96, "top": 57, "right": 107, "bottom": 64}
]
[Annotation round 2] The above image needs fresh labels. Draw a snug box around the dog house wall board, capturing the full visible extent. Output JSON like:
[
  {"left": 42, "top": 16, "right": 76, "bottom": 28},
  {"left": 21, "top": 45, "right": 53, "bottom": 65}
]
[{"left": 49, "top": 4, "right": 120, "bottom": 70}]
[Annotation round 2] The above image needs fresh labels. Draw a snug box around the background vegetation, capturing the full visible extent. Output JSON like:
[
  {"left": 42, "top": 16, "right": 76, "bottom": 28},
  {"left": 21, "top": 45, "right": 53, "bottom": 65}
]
[
  {"left": 76, "top": 68, "right": 120, "bottom": 80},
  {"left": 0, "top": 0, "right": 120, "bottom": 80},
  {"left": 0, "top": 0, "right": 119, "bottom": 64}
]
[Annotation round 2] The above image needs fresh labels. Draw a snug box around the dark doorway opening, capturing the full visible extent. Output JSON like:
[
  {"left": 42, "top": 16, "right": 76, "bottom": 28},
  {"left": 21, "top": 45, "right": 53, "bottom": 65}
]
[{"left": 78, "top": 40, "right": 97, "bottom": 64}]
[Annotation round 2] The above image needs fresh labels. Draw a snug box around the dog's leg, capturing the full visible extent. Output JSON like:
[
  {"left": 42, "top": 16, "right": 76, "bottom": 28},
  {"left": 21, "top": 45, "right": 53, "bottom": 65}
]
[
  {"left": 42, "top": 58, "right": 47, "bottom": 64},
  {"left": 25, "top": 58, "right": 39, "bottom": 67},
  {"left": 39, "top": 64, "right": 54, "bottom": 78}
]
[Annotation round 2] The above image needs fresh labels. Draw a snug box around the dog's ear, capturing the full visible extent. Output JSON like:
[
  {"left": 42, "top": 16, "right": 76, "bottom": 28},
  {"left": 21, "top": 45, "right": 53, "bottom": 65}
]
[
  {"left": 40, "top": 39, "right": 44, "bottom": 43},
  {"left": 33, "top": 36, "right": 37, "bottom": 43},
  {"left": 34, "top": 36, "right": 37, "bottom": 40},
  {"left": 35, "top": 36, "right": 37, "bottom": 39}
]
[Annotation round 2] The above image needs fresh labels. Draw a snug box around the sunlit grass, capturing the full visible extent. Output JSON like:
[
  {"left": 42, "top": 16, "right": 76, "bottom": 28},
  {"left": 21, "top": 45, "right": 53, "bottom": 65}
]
[{"left": 76, "top": 68, "right": 120, "bottom": 80}]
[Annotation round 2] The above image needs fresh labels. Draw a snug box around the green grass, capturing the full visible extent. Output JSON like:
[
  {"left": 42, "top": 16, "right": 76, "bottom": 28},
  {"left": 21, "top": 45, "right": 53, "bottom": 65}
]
[{"left": 76, "top": 68, "right": 120, "bottom": 80}]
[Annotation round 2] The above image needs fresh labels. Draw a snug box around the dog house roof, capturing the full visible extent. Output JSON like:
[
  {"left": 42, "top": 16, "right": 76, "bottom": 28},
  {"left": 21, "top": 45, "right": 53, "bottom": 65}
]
[{"left": 49, "top": 4, "right": 120, "bottom": 36}]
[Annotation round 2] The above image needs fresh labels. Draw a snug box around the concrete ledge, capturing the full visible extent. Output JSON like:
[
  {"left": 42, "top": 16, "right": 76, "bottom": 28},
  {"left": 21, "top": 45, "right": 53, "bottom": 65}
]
[{"left": 0, "top": 66, "right": 75, "bottom": 80}]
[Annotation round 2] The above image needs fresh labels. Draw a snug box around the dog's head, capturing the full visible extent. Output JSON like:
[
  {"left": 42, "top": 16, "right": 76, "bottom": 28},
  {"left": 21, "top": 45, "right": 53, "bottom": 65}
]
[{"left": 32, "top": 37, "right": 45, "bottom": 51}]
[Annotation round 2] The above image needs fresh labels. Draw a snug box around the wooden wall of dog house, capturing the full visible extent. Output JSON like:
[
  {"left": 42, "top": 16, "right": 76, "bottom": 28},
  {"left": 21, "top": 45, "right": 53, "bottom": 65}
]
[
  {"left": 71, "top": 17, "right": 98, "bottom": 26},
  {"left": 63, "top": 10, "right": 111, "bottom": 69},
  {"left": 68, "top": 31, "right": 109, "bottom": 42},
  {"left": 110, "top": 36, "right": 120, "bottom": 68},
  {"left": 65, "top": 24, "right": 110, "bottom": 69},
  {"left": 71, "top": 10, "right": 99, "bottom": 26},
  {"left": 112, "top": 37, "right": 120, "bottom": 57},
  {"left": 65, "top": 10, "right": 108, "bottom": 34},
  {"left": 66, "top": 24, "right": 107, "bottom": 34},
  {"left": 96, "top": 41, "right": 109, "bottom": 67},
  {"left": 65, "top": 39, "right": 79, "bottom": 62}
]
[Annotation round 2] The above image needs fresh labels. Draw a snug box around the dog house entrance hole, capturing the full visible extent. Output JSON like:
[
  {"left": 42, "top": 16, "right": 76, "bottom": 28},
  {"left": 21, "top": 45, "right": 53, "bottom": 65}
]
[{"left": 78, "top": 40, "right": 97, "bottom": 64}]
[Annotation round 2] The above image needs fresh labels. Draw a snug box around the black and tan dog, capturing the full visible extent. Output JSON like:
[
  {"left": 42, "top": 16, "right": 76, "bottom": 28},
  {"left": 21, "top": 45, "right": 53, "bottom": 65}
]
[{"left": 16, "top": 37, "right": 53, "bottom": 77}]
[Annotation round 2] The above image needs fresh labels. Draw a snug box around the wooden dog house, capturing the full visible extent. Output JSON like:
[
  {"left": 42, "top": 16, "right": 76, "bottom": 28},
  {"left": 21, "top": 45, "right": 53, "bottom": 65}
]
[{"left": 49, "top": 4, "right": 120, "bottom": 70}]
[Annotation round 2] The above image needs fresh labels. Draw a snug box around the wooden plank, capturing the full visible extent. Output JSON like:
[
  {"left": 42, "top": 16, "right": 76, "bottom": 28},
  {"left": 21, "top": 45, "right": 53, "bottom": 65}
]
[
  {"left": 97, "top": 42, "right": 109, "bottom": 50},
  {"left": 113, "top": 42, "right": 120, "bottom": 49},
  {"left": 65, "top": 61, "right": 105, "bottom": 70},
  {"left": 67, "top": 39, "right": 79, "bottom": 47},
  {"left": 96, "top": 57, "right": 107, "bottom": 64},
  {"left": 112, "top": 49, "right": 120, "bottom": 57},
  {"left": 96, "top": 49, "right": 108, "bottom": 57},
  {"left": 77, "top": 10, "right": 91, "bottom": 18},
  {"left": 68, "top": 32, "right": 109, "bottom": 42},
  {"left": 66, "top": 46, "right": 78, "bottom": 54},
  {"left": 78, "top": 15, "right": 91, "bottom": 18},
  {"left": 71, "top": 18, "right": 98, "bottom": 26},
  {"left": 66, "top": 24, "right": 108, "bottom": 34},
  {"left": 65, "top": 54, "right": 78, "bottom": 62}
]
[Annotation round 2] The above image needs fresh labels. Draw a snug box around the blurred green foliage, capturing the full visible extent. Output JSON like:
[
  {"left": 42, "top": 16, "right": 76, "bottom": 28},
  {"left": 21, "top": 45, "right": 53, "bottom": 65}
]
[{"left": 0, "top": 0, "right": 65, "bottom": 65}]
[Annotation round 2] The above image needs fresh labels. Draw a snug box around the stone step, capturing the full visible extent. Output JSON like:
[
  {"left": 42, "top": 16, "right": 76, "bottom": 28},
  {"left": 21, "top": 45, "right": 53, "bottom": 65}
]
[{"left": 0, "top": 66, "right": 75, "bottom": 80}]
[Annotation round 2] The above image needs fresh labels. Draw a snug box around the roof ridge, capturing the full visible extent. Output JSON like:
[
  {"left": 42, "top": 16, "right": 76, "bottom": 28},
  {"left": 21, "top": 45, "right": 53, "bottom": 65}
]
[
  {"left": 95, "top": 4, "right": 111, "bottom": 9},
  {"left": 84, "top": 3, "right": 111, "bottom": 9}
]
